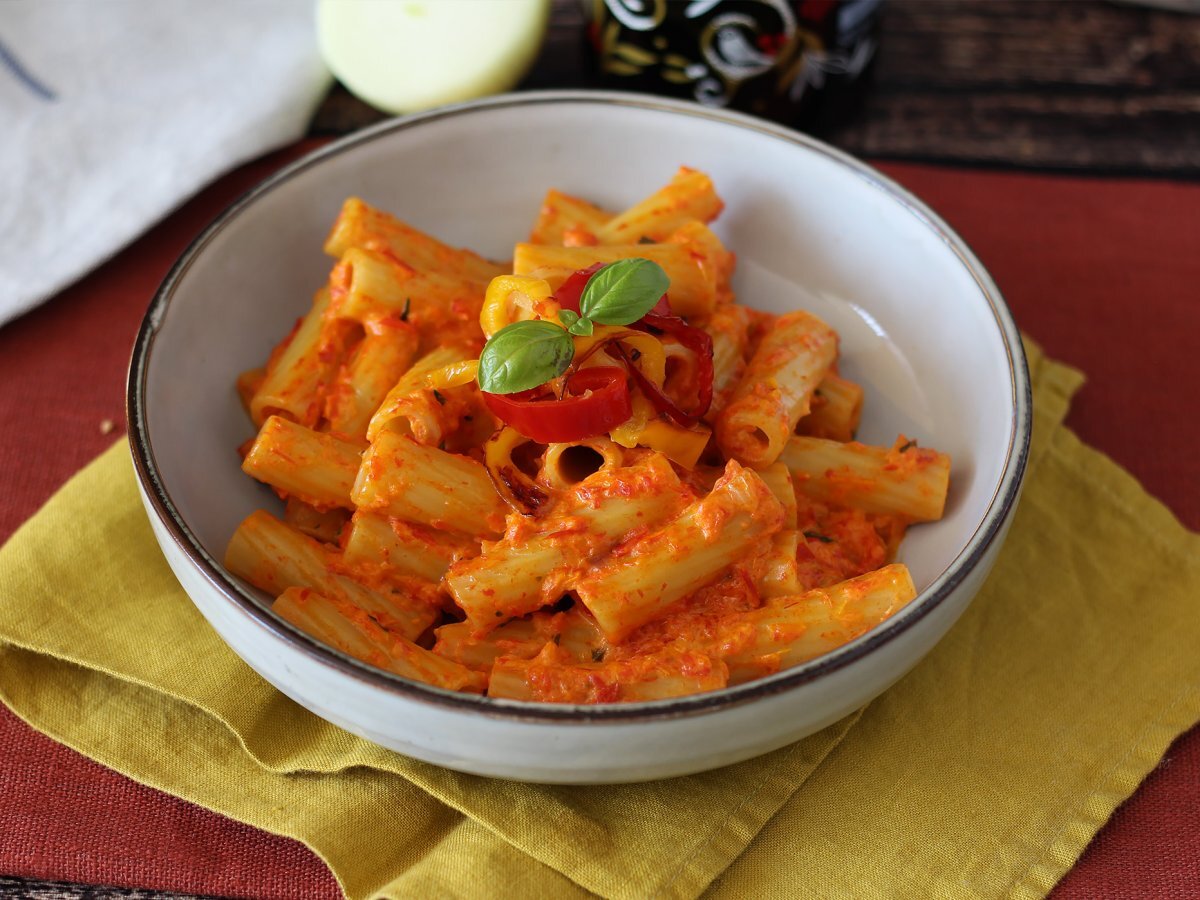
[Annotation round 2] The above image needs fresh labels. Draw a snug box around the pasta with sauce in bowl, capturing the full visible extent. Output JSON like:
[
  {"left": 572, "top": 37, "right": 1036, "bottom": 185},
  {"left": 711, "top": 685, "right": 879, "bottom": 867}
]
[{"left": 225, "top": 168, "right": 951, "bottom": 704}]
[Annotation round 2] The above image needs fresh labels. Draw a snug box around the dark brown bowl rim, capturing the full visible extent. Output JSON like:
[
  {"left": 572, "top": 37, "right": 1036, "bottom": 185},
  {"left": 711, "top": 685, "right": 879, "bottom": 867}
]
[{"left": 127, "top": 90, "right": 1032, "bottom": 724}]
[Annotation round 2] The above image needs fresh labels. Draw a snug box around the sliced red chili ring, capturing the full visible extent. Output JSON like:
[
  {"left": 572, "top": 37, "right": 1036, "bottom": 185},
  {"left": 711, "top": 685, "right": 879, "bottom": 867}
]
[
  {"left": 647, "top": 292, "right": 673, "bottom": 316},
  {"left": 630, "top": 313, "right": 715, "bottom": 418},
  {"left": 551, "top": 264, "right": 714, "bottom": 424},
  {"left": 482, "top": 366, "right": 631, "bottom": 443},
  {"left": 551, "top": 262, "right": 604, "bottom": 315},
  {"left": 553, "top": 262, "right": 674, "bottom": 318},
  {"left": 613, "top": 342, "right": 696, "bottom": 428}
]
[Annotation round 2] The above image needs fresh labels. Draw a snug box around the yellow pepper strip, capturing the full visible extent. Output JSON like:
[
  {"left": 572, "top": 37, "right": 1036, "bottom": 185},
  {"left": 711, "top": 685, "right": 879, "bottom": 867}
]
[
  {"left": 423, "top": 359, "right": 479, "bottom": 391},
  {"left": 573, "top": 325, "right": 666, "bottom": 385},
  {"left": 610, "top": 393, "right": 655, "bottom": 449},
  {"left": 479, "top": 275, "right": 557, "bottom": 338},
  {"left": 573, "top": 326, "right": 672, "bottom": 453},
  {"left": 634, "top": 419, "right": 711, "bottom": 470},
  {"left": 483, "top": 426, "right": 547, "bottom": 514}
]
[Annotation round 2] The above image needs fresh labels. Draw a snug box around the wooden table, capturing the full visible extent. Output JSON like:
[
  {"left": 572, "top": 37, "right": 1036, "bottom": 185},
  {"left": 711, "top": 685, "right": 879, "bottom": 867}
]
[
  {"left": 315, "top": 0, "right": 1200, "bottom": 176},
  {"left": 5, "top": 1, "right": 1198, "bottom": 897}
]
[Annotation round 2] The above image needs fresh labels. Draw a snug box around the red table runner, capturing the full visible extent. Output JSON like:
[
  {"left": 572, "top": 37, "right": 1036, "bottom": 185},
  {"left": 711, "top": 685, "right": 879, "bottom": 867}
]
[{"left": 1, "top": 141, "right": 1197, "bottom": 897}]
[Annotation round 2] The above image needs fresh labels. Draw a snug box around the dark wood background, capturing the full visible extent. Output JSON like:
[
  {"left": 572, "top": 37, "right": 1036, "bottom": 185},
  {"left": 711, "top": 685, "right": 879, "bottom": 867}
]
[
  {"left": 8, "top": 1, "right": 1198, "bottom": 898},
  {"left": 313, "top": 0, "right": 1200, "bottom": 177}
]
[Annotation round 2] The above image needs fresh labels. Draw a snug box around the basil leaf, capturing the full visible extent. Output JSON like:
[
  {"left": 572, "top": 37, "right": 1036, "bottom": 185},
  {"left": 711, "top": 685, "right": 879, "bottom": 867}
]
[
  {"left": 478, "top": 320, "right": 574, "bottom": 394},
  {"left": 559, "top": 308, "right": 595, "bottom": 336},
  {"left": 579, "top": 258, "right": 669, "bottom": 326}
]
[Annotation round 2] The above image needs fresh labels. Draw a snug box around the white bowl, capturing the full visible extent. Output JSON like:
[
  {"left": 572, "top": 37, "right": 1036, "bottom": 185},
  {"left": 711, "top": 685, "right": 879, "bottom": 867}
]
[{"left": 128, "top": 91, "right": 1030, "bottom": 783}]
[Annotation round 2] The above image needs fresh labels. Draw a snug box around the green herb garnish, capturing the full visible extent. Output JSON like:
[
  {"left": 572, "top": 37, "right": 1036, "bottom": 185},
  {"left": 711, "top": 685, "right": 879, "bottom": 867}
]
[
  {"left": 803, "top": 531, "right": 835, "bottom": 544},
  {"left": 477, "top": 320, "right": 575, "bottom": 394},
  {"left": 579, "top": 257, "right": 669, "bottom": 325},
  {"left": 476, "top": 259, "right": 669, "bottom": 394},
  {"left": 557, "top": 308, "right": 594, "bottom": 336}
]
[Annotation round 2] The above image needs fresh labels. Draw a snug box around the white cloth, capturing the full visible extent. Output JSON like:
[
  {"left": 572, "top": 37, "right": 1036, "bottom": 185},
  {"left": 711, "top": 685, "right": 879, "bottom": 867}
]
[{"left": 0, "top": 0, "right": 331, "bottom": 326}]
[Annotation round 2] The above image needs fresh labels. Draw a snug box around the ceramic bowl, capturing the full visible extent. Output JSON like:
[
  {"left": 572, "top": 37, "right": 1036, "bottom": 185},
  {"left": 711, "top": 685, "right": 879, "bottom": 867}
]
[{"left": 128, "top": 91, "right": 1030, "bottom": 783}]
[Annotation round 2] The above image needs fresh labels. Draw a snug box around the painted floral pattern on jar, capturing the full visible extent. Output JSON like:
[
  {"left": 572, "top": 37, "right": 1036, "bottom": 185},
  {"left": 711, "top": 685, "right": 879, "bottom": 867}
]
[{"left": 590, "top": 0, "right": 880, "bottom": 127}]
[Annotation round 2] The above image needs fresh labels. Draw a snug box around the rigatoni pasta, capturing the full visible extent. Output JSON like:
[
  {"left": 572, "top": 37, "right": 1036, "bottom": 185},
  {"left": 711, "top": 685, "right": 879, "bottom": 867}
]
[
  {"left": 225, "top": 171, "right": 951, "bottom": 704},
  {"left": 249, "top": 287, "right": 355, "bottom": 427},
  {"left": 780, "top": 435, "right": 951, "bottom": 522},
  {"left": 273, "top": 587, "right": 486, "bottom": 693},
  {"left": 574, "top": 461, "right": 785, "bottom": 641},
  {"left": 511, "top": 241, "right": 718, "bottom": 318},
  {"left": 225, "top": 510, "right": 438, "bottom": 642},
  {"left": 715, "top": 310, "right": 838, "bottom": 468},
  {"left": 445, "top": 453, "right": 686, "bottom": 626},
  {"left": 242, "top": 415, "right": 360, "bottom": 509}
]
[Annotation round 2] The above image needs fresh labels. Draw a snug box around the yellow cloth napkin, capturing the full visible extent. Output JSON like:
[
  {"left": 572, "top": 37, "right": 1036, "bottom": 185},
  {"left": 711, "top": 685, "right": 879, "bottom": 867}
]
[{"left": 1, "top": 342, "right": 1197, "bottom": 899}]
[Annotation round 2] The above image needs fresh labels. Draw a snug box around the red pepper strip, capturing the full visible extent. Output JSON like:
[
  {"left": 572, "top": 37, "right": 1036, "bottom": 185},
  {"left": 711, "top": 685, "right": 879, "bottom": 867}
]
[
  {"left": 552, "top": 263, "right": 604, "bottom": 314},
  {"left": 552, "top": 263, "right": 710, "bottom": 421},
  {"left": 554, "top": 263, "right": 674, "bottom": 319},
  {"left": 612, "top": 343, "right": 696, "bottom": 428},
  {"left": 630, "top": 313, "right": 715, "bottom": 418},
  {"left": 482, "top": 366, "right": 631, "bottom": 443}
]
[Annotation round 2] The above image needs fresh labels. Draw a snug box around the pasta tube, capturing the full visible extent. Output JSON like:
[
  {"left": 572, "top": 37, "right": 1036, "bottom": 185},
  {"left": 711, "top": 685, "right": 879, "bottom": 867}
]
[
  {"left": 539, "top": 437, "right": 624, "bottom": 491},
  {"left": 225, "top": 511, "right": 437, "bottom": 640},
  {"left": 575, "top": 461, "right": 786, "bottom": 640},
  {"left": 433, "top": 609, "right": 607, "bottom": 671},
  {"left": 529, "top": 189, "right": 615, "bottom": 245},
  {"left": 703, "top": 303, "right": 751, "bottom": 422},
  {"left": 444, "top": 453, "right": 687, "bottom": 624},
  {"left": 323, "top": 197, "right": 504, "bottom": 284},
  {"left": 721, "top": 564, "right": 917, "bottom": 684},
  {"left": 511, "top": 242, "right": 717, "bottom": 319},
  {"left": 488, "top": 645, "right": 727, "bottom": 703},
  {"left": 250, "top": 288, "right": 356, "bottom": 427},
  {"left": 716, "top": 310, "right": 838, "bottom": 468},
  {"left": 351, "top": 430, "right": 507, "bottom": 538},
  {"left": 283, "top": 498, "right": 349, "bottom": 544},
  {"left": 758, "top": 529, "right": 803, "bottom": 600},
  {"left": 596, "top": 167, "right": 723, "bottom": 244},
  {"left": 797, "top": 373, "right": 864, "bottom": 443},
  {"left": 666, "top": 219, "right": 735, "bottom": 292},
  {"left": 323, "top": 317, "right": 420, "bottom": 442},
  {"left": 755, "top": 461, "right": 798, "bottom": 529},
  {"left": 329, "top": 246, "right": 487, "bottom": 325},
  {"left": 274, "top": 587, "right": 485, "bottom": 692},
  {"left": 780, "top": 435, "right": 951, "bottom": 522},
  {"left": 366, "top": 346, "right": 475, "bottom": 445},
  {"left": 341, "top": 511, "right": 476, "bottom": 585},
  {"left": 236, "top": 367, "right": 265, "bottom": 416},
  {"left": 241, "top": 415, "right": 362, "bottom": 510}
]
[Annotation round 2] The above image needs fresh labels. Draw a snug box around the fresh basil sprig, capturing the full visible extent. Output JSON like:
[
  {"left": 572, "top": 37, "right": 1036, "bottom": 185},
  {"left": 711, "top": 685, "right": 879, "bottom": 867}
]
[
  {"left": 580, "top": 257, "right": 669, "bottom": 325},
  {"left": 557, "top": 309, "right": 594, "bottom": 336},
  {"left": 477, "top": 320, "right": 574, "bottom": 394},
  {"left": 477, "top": 258, "right": 669, "bottom": 394}
]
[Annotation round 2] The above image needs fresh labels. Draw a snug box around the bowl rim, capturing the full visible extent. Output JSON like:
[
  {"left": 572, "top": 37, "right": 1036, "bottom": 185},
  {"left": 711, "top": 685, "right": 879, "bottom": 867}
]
[{"left": 127, "top": 89, "right": 1032, "bottom": 724}]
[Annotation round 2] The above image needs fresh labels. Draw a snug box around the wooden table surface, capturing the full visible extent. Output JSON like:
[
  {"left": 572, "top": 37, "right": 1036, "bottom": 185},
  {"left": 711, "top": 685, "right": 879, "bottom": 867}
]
[
  {"left": 7, "top": 1, "right": 1199, "bottom": 897},
  {"left": 314, "top": 0, "right": 1200, "bottom": 176}
]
